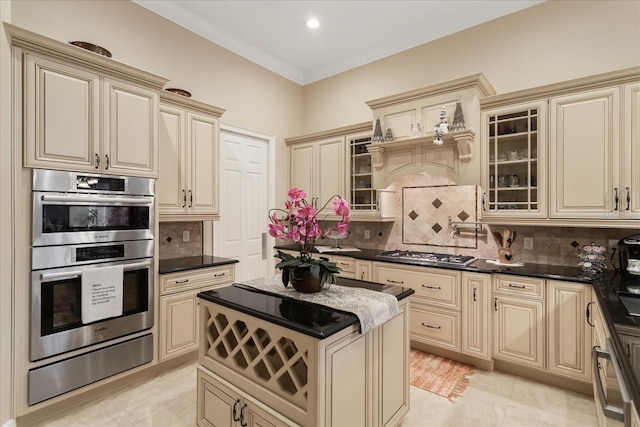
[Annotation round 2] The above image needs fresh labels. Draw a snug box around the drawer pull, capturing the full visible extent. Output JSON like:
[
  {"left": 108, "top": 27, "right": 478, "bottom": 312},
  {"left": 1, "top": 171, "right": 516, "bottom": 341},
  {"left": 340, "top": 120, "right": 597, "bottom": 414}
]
[
  {"left": 339, "top": 262, "right": 350, "bottom": 266},
  {"left": 175, "top": 279, "right": 189, "bottom": 284},
  {"left": 213, "top": 272, "right": 226, "bottom": 277},
  {"left": 387, "top": 279, "right": 404, "bottom": 284},
  {"left": 422, "top": 284, "right": 441, "bottom": 290},
  {"left": 507, "top": 284, "right": 526, "bottom": 289},
  {"left": 421, "top": 323, "right": 441, "bottom": 330}
]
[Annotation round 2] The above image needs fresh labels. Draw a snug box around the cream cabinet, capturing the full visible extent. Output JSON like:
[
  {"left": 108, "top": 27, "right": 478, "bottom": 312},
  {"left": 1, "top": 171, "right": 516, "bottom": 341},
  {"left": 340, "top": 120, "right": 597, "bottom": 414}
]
[
  {"left": 481, "top": 100, "right": 547, "bottom": 218},
  {"left": 549, "top": 87, "right": 621, "bottom": 219},
  {"left": 547, "top": 280, "right": 592, "bottom": 381},
  {"left": 480, "top": 67, "right": 640, "bottom": 226},
  {"left": 287, "top": 136, "right": 346, "bottom": 210},
  {"left": 159, "top": 264, "right": 235, "bottom": 361},
  {"left": 197, "top": 368, "right": 292, "bottom": 427},
  {"left": 621, "top": 334, "right": 640, "bottom": 383},
  {"left": 623, "top": 82, "right": 640, "bottom": 219},
  {"left": 374, "top": 262, "right": 462, "bottom": 351},
  {"left": 492, "top": 275, "right": 545, "bottom": 369},
  {"left": 355, "top": 259, "right": 373, "bottom": 282},
  {"left": 157, "top": 92, "right": 225, "bottom": 221},
  {"left": 20, "top": 46, "right": 165, "bottom": 178},
  {"left": 332, "top": 255, "right": 356, "bottom": 279},
  {"left": 461, "top": 272, "right": 491, "bottom": 360}
]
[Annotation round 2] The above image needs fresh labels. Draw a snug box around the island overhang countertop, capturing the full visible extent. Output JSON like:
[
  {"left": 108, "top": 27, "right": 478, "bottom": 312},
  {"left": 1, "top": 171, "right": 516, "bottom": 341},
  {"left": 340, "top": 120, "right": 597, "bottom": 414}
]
[{"left": 197, "top": 277, "right": 414, "bottom": 339}]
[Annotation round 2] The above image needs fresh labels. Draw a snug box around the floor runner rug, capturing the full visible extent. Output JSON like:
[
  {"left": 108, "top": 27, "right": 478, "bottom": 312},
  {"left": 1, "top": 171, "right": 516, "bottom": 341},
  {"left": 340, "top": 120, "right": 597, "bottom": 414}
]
[{"left": 410, "top": 349, "right": 475, "bottom": 401}]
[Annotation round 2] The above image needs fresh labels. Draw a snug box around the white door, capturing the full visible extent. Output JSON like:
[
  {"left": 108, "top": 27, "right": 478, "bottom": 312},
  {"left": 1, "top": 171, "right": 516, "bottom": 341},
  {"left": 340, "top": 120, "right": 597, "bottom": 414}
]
[{"left": 214, "top": 128, "right": 270, "bottom": 282}]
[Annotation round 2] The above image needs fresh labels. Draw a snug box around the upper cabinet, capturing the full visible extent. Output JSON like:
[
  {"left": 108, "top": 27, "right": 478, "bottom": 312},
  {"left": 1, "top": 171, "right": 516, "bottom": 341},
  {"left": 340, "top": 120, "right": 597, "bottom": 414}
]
[
  {"left": 481, "top": 100, "right": 547, "bottom": 219},
  {"left": 549, "top": 87, "right": 620, "bottom": 219},
  {"left": 365, "top": 73, "right": 495, "bottom": 188},
  {"left": 8, "top": 24, "right": 168, "bottom": 178},
  {"left": 286, "top": 123, "right": 395, "bottom": 221},
  {"left": 480, "top": 66, "right": 640, "bottom": 227},
  {"left": 157, "top": 92, "right": 225, "bottom": 221}
]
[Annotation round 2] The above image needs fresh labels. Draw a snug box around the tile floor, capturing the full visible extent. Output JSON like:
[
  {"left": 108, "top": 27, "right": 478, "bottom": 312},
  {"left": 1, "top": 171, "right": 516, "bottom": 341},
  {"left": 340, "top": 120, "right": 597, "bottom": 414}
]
[{"left": 25, "top": 360, "right": 597, "bottom": 427}]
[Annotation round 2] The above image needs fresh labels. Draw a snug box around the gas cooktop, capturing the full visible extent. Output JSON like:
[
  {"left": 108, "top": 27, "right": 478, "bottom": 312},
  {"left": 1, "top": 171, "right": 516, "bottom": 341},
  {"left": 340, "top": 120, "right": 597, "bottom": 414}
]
[{"left": 377, "top": 250, "right": 476, "bottom": 266}]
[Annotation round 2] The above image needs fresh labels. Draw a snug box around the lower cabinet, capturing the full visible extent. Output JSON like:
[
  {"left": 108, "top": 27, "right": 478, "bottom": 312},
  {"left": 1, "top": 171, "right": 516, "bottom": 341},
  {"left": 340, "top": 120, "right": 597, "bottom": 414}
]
[
  {"left": 621, "top": 334, "right": 640, "bottom": 383},
  {"left": 373, "top": 261, "right": 462, "bottom": 352},
  {"left": 355, "top": 259, "right": 373, "bottom": 282},
  {"left": 492, "top": 275, "right": 545, "bottom": 369},
  {"left": 461, "top": 272, "right": 491, "bottom": 360},
  {"left": 198, "top": 368, "right": 291, "bottom": 427},
  {"left": 547, "top": 280, "right": 592, "bottom": 381},
  {"left": 159, "top": 264, "right": 236, "bottom": 361},
  {"left": 332, "top": 255, "right": 356, "bottom": 279}
]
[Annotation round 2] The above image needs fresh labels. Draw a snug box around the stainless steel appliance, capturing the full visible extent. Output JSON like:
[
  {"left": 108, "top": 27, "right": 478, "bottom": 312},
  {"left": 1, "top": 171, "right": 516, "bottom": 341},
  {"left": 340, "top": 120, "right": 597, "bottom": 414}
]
[
  {"left": 592, "top": 338, "right": 632, "bottom": 426},
  {"left": 619, "top": 235, "right": 640, "bottom": 277},
  {"left": 32, "top": 169, "right": 154, "bottom": 246},
  {"left": 377, "top": 250, "right": 475, "bottom": 266},
  {"left": 29, "top": 169, "right": 155, "bottom": 405}
]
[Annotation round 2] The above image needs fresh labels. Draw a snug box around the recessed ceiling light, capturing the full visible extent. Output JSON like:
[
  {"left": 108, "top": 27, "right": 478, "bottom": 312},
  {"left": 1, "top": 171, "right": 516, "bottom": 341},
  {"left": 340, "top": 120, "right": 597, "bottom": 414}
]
[{"left": 306, "top": 18, "right": 320, "bottom": 29}]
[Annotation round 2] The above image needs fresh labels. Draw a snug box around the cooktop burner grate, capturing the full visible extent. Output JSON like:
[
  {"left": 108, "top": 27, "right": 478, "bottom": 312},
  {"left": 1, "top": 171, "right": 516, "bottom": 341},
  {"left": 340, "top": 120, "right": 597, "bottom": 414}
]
[{"left": 378, "top": 250, "right": 475, "bottom": 266}]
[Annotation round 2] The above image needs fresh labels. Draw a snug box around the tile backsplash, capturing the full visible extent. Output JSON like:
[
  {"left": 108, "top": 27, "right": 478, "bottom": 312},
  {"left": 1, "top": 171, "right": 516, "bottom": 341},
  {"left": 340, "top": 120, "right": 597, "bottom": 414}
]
[
  {"left": 158, "top": 221, "right": 203, "bottom": 259},
  {"left": 311, "top": 173, "right": 640, "bottom": 269}
]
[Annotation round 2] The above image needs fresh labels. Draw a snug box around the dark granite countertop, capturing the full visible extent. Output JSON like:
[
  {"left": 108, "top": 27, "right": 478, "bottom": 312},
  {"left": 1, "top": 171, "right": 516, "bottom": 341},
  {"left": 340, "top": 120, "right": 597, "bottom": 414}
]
[
  {"left": 197, "top": 277, "right": 414, "bottom": 340},
  {"left": 159, "top": 255, "right": 239, "bottom": 274}
]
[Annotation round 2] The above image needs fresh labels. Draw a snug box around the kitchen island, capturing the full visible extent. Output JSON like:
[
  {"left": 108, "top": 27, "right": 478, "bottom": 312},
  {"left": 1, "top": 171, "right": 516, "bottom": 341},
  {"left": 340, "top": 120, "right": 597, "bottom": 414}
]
[{"left": 196, "top": 277, "right": 414, "bottom": 427}]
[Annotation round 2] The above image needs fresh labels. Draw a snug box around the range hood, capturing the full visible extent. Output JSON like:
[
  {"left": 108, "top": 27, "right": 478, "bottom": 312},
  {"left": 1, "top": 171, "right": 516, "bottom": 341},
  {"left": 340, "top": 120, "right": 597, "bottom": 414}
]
[{"left": 365, "top": 74, "right": 495, "bottom": 189}]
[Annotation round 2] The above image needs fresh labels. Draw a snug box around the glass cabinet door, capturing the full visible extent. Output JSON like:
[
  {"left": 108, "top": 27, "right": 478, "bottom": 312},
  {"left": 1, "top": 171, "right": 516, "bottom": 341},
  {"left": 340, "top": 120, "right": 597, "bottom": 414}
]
[
  {"left": 350, "top": 136, "right": 377, "bottom": 211},
  {"left": 483, "top": 101, "right": 546, "bottom": 217}
]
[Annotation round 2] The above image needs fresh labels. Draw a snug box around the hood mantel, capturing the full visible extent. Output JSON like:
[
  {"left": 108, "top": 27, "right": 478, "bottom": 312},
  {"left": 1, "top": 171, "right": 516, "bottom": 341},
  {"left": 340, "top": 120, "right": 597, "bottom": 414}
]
[{"left": 366, "top": 74, "right": 494, "bottom": 189}]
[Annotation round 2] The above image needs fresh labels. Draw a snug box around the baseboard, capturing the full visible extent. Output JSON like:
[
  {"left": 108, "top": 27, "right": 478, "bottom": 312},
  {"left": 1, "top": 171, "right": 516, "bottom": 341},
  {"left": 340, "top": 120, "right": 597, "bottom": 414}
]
[
  {"left": 2, "top": 420, "right": 16, "bottom": 427},
  {"left": 494, "top": 359, "right": 593, "bottom": 397}
]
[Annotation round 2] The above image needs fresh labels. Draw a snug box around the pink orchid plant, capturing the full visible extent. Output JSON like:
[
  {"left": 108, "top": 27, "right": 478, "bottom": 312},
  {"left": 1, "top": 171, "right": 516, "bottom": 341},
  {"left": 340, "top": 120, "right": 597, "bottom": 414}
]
[{"left": 269, "top": 187, "right": 350, "bottom": 286}]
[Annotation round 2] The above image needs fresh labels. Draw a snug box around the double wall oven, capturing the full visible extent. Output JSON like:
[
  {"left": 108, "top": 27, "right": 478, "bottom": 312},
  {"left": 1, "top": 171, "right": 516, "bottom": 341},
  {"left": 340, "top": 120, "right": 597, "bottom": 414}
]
[{"left": 28, "top": 169, "right": 155, "bottom": 405}]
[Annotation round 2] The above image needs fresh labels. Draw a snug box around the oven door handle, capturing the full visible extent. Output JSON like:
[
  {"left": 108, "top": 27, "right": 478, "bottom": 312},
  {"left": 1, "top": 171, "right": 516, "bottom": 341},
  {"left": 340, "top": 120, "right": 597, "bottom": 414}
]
[
  {"left": 592, "top": 340, "right": 631, "bottom": 423},
  {"left": 40, "top": 261, "right": 152, "bottom": 281},
  {"left": 40, "top": 194, "right": 152, "bottom": 205}
]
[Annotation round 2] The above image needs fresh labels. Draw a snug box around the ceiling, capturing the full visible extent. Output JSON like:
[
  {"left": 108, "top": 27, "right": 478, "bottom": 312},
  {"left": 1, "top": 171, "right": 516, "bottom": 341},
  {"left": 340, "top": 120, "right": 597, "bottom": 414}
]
[{"left": 134, "top": 0, "right": 544, "bottom": 85}]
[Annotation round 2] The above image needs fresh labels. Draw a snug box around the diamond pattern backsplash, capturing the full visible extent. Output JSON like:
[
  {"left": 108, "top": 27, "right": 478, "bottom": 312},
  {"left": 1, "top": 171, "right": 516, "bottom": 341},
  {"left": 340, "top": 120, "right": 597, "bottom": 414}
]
[{"left": 403, "top": 185, "right": 478, "bottom": 249}]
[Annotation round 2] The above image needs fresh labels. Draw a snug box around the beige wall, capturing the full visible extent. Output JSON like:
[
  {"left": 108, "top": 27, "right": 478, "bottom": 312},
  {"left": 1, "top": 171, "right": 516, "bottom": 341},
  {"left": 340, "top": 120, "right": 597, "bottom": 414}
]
[{"left": 302, "top": 0, "right": 640, "bottom": 133}]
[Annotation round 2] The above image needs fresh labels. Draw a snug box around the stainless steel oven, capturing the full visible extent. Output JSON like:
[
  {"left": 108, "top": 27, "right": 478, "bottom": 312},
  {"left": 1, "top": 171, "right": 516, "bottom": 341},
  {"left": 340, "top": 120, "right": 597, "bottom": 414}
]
[
  {"left": 32, "top": 169, "right": 154, "bottom": 246},
  {"left": 28, "top": 169, "right": 155, "bottom": 405},
  {"left": 30, "top": 240, "right": 154, "bottom": 361}
]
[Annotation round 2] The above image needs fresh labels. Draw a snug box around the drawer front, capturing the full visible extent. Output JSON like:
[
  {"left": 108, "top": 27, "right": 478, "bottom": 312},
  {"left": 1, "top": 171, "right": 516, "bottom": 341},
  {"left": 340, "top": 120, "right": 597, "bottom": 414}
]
[
  {"left": 410, "top": 306, "right": 460, "bottom": 351},
  {"left": 333, "top": 255, "right": 356, "bottom": 275},
  {"left": 160, "top": 265, "right": 235, "bottom": 295},
  {"left": 493, "top": 274, "right": 544, "bottom": 299},
  {"left": 375, "top": 264, "right": 460, "bottom": 310}
]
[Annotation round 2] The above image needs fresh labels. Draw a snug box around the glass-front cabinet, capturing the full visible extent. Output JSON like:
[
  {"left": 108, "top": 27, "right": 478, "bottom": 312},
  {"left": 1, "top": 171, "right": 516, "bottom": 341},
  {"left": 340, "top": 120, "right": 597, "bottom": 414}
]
[
  {"left": 481, "top": 101, "right": 547, "bottom": 219},
  {"left": 350, "top": 135, "right": 376, "bottom": 212}
]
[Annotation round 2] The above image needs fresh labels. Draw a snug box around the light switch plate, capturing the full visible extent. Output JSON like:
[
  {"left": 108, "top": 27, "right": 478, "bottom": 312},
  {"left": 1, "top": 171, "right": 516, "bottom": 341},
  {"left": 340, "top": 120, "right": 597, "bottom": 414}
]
[
  {"left": 364, "top": 230, "right": 370, "bottom": 240},
  {"left": 183, "top": 231, "right": 190, "bottom": 242}
]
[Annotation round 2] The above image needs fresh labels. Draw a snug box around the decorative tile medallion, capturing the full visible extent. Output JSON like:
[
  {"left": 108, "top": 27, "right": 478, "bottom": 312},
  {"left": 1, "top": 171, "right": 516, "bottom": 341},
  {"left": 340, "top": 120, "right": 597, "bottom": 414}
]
[{"left": 402, "top": 185, "right": 478, "bottom": 249}]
